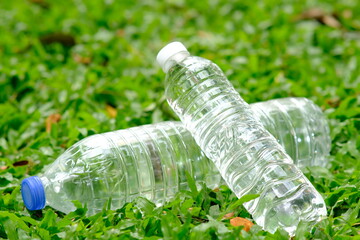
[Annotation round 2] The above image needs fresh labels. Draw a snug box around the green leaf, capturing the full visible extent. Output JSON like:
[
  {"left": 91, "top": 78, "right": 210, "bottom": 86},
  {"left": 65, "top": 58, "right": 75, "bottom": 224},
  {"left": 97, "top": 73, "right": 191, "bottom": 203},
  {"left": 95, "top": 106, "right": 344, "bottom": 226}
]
[
  {"left": 21, "top": 216, "right": 39, "bottom": 226},
  {"left": 190, "top": 216, "right": 230, "bottom": 238},
  {"left": 39, "top": 210, "right": 57, "bottom": 229},
  {"left": 0, "top": 211, "right": 30, "bottom": 232},
  {"left": 37, "top": 228, "right": 51, "bottom": 240},
  {"left": 225, "top": 194, "right": 260, "bottom": 212},
  {"left": 185, "top": 170, "right": 198, "bottom": 197},
  {"left": 343, "top": 201, "right": 360, "bottom": 223},
  {"left": 2, "top": 218, "right": 19, "bottom": 240},
  {"left": 209, "top": 205, "right": 220, "bottom": 219},
  {"left": 134, "top": 197, "right": 156, "bottom": 216}
]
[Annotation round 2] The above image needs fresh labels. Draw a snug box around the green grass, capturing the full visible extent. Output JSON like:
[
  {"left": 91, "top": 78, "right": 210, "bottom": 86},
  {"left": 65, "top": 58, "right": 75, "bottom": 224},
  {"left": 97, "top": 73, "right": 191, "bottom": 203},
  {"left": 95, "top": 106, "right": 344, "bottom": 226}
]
[{"left": 0, "top": 0, "right": 359, "bottom": 239}]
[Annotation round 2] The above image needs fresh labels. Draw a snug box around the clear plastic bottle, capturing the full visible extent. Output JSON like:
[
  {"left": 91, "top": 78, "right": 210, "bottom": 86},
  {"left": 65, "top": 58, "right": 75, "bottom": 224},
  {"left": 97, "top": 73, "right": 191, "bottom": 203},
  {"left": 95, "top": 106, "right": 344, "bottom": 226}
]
[
  {"left": 20, "top": 97, "right": 329, "bottom": 216},
  {"left": 156, "top": 42, "right": 327, "bottom": 235},
  {"left": 21, "top": 122, "right": 211, "bottom": 215}
]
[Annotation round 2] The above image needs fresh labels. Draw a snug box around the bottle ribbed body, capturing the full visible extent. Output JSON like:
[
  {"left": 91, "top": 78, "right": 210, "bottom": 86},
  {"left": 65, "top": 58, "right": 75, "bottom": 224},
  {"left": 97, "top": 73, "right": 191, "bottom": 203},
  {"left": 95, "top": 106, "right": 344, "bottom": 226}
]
[
  {"left": 40, "top": 122, "right": 219, "bottom": 215},
  {"left": 164, "top": 56, "right": 326, "bottom": 235},
  {"left": 250, "top": 97, "right": 330, "bottom": 168}
]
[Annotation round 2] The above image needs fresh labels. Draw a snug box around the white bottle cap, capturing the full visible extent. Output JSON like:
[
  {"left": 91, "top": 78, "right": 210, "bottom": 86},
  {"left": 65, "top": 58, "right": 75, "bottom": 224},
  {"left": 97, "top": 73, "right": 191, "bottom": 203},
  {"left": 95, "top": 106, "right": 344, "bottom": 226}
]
[{"left": 156, "top": 42, "right": 189, "bottom": 72}]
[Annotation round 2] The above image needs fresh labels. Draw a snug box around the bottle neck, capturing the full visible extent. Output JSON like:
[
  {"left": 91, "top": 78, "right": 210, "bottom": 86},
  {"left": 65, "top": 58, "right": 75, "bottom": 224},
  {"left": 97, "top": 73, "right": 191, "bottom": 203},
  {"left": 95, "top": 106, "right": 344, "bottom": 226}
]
[
  {"left": 163, "top": 51, "right": 190, "bottom": 73},
  {"left": 40, "top": 176, "right": 50, "bottom": 188}
]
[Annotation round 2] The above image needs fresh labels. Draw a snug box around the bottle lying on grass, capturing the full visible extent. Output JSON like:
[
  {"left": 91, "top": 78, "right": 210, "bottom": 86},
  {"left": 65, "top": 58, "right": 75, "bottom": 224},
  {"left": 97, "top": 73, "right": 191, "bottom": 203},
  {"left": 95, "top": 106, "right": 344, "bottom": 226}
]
[
  {"left": 157, "top": 42, "right": 327, "bottom": 235},
  {"left": 21, "top": 97, "right": 330, "bottom": 220}
]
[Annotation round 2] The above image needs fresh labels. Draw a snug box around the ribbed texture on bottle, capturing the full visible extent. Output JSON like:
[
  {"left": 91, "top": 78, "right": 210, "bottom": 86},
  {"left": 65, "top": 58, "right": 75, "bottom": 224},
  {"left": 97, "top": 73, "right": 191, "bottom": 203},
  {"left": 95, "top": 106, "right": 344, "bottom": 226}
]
[
  {"left": 42, "top": 121, "right": 220, "bottom": 215},
  {"left": 165, "top": 56, "right": 327, "bottom": 235},
  {"left": 250, "top": 97, "right": 331, "bottom": 168},
  {"left": 95, "top": 122, "right": 213, "bottom": 211}
]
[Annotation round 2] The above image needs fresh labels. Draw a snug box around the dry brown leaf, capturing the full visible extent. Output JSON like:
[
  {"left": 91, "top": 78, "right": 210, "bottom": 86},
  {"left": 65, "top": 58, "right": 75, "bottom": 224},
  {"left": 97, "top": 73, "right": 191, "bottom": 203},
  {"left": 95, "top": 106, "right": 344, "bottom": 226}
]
[
  {"left": 230, "top": 217, "right": 254, "bottom": 232},
  {"left": 342, "top": 9, "right": 352, "bottom": 19},
  {"left": 46, "top": 113, "right": 61, "bottom": 133},
  {"left": 222, "top": 212, "right": 234, "bottom": 219},
  {"left": 106, "top": 105, "right": 117, "bottom": 118},
  {"left": 298, "top": 8, "right": 324, "bottom": 19},
  {"left": 296, "top": 8, "right": 342, "bottom": 29},
  {"left": 116, "top": 29, "right": 125, "bottom": 37},
  {"left": 197, "top": 30, "right": 211, "bottom": 38},
  {"left": 213, "top": 187, "right": 220, "bottom": 192},
  {"left": 322, "top": 15, "right": 342, "bottom": 28},
  {"left": 326, "top": 98, "right": 341, "bottom": 108},
  {"left": 74, "top": 54, "right": 91, "bottom": 64}
]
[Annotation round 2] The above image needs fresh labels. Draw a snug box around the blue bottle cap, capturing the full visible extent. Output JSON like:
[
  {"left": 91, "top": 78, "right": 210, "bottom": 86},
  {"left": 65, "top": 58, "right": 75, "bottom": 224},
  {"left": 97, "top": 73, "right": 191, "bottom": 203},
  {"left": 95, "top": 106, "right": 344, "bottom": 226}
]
[{"left": 21, "top": 176, "right": 46, "bottom": 211}]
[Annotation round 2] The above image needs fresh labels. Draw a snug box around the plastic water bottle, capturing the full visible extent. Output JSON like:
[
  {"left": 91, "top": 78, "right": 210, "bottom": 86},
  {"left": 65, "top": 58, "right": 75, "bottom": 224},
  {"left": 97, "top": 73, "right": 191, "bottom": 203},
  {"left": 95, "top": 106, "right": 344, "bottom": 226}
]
[
  {"left": 21, "top": 97, "right": 329, "bottom": 218},
  {"left": 156, "top": 42, "right": 327, "bottom": 235},
  {"left": 21, "top": 122, "right": 213, "bottom": 215}
]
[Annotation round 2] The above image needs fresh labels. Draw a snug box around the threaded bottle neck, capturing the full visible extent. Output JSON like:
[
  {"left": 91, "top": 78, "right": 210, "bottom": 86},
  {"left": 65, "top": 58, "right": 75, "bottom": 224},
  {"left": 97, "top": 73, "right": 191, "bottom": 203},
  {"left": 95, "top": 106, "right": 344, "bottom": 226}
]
[{"left": 163, "top": 51, "right": 190, "bottom": 73}]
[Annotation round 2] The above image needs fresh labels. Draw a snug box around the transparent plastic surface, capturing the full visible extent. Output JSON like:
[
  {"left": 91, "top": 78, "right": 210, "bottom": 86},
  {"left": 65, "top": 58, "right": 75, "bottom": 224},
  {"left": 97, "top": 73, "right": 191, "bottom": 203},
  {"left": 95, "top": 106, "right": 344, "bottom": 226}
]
[
  {"left": 37, "top": 97, "right": 329, "bottom": 218},
  {"left": 163, "top": 54, "right": 327, "bottom": 235},
  {"left": 251, "top": 97, "right": 330, "bottom": 168},
  {"left": 40, "top": 122, "right": 214, "bottom": 215}
]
